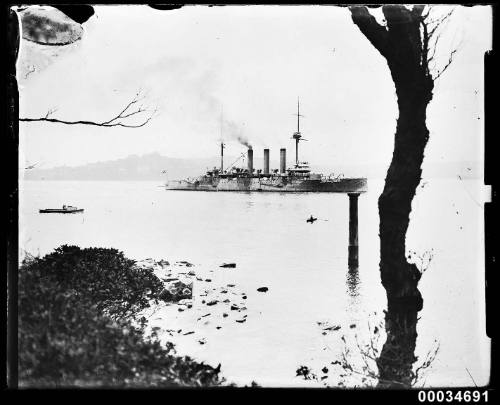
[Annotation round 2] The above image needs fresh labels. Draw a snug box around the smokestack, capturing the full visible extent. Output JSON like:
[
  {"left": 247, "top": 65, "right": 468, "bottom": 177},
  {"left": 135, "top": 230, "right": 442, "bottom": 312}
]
[
  {"left": 248, "top": 148, "right": 253, "bottom": 174},
  {"left": 280, "top": 148, "right": 286, "bottom": 174},
  {"left": 263, "top": 149, "right": 269, "bottom": 174}
]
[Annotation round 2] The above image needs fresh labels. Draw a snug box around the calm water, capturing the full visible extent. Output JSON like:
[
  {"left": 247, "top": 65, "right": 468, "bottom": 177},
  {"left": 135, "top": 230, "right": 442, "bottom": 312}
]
[{"left": 19, "top": 178, "right": 490, "bottom": 387}]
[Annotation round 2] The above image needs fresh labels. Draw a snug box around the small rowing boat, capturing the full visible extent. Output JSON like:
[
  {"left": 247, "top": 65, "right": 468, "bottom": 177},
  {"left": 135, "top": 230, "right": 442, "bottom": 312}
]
[{"left": 39, "top": 205, "right": 84, "bottom": 214}]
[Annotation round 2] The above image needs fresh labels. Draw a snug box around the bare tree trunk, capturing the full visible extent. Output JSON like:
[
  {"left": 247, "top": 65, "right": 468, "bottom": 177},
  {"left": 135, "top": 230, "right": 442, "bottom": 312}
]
[
  {"left": 350, "top": 4, "right": 434, "bottom": 312},
  {"left": 349, "top": 5, "right": 438, "bottom": 387},
  {"left": 377, "top": 305, "right": 419, "bottom": 387},
  {"left": 379, "top": 71, "right": 433, "bottom": 310},
  {"left": 375, "top": 64, "right": 433, "bottom": 388}
]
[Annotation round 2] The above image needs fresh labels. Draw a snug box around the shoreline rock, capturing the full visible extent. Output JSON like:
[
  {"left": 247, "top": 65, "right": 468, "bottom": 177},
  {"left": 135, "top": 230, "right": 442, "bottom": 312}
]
[
  {"left": 158, "top": 280, "right": 193, "bottom": 302},
  {"left": 220, "top": 263, "right": 236, "bottom": 268}
]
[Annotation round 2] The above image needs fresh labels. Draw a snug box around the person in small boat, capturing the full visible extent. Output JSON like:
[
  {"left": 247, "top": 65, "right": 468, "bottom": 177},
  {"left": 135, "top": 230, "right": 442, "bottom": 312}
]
[
  {"left": 307, "top": 215, "right": 317, "bottom": 223},
  {"left": 63, "top": 205, "right": 67, "bottom": 209}
]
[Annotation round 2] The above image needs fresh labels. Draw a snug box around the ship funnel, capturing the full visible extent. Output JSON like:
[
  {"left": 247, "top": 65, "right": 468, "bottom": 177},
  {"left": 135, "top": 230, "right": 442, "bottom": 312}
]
[
  {"left": 280, "top": 148, "right": 286, "bottom": 174},
  {"left": 263, "top": 149, "right": 270, "bottom": 174},
  {"left": 247, "top": 148, "right": 254, "bottom": 173}
]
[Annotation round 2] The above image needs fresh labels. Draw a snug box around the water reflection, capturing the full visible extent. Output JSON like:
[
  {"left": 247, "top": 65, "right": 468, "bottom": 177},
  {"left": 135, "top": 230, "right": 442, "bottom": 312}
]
[
  {"left": 345, "top": 263, "right": 361, "bottom": 330},
  {"left": 245, "top": 194, "right": 255, "bottom": 210},
  {"left": 346, "top": 266, "right": 360, "bottom": 299}
]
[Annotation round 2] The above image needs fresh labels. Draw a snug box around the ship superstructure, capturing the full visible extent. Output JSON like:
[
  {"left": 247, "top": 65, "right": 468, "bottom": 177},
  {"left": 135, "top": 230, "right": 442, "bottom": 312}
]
[{"left": 165, "top": 102, "right": 367, "bottom": 193}]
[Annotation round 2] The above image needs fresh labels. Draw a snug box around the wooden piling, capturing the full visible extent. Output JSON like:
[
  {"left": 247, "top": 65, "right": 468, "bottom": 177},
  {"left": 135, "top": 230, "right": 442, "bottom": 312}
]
[{"left": 348, "top": 192, "right": 360, "bottom": 268}]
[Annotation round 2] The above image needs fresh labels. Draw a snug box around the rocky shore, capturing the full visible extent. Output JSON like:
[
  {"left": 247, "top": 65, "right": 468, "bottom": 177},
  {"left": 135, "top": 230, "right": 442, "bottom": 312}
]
[{"left": 135, "top": 257, "right": 261, "bottom": 342}]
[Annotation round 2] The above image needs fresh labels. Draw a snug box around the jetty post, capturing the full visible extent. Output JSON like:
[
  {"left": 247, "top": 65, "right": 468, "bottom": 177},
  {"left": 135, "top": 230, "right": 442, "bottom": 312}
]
[{"left": 348, "top": 192, "right": 360, "bottom": 269}]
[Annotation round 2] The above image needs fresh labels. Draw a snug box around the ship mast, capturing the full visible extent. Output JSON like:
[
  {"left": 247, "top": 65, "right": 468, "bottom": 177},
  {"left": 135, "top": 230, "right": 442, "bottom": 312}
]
[
  {"left": 220, "top": 108, "right": 225, "bottom": 173},
  {"left": 292, "top": 98, "right": 304, "bottom": 166},
  {"left": 297, "top": 98, "right": 301, "bottom": 133}
]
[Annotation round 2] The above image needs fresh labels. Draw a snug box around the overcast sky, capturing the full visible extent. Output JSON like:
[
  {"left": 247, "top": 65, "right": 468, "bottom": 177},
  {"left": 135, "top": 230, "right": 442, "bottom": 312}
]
[{"left": 17, "top": 5, "right": 491, "bottom": 170}]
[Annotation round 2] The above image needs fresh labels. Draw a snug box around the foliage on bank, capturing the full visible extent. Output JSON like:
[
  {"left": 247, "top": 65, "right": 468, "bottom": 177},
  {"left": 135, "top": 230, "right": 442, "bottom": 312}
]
[{"left": 19, "top": 245, "right": 222, "bottom": 387}]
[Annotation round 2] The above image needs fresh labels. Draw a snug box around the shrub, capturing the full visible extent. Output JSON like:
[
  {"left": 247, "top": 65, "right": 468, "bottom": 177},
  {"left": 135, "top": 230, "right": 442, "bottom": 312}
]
[
  {"left": 31, "top": 245, "right": 164, "bottom": 319},
  {"left": 18, "top": 245, "right": 222, "bottom": 387}
]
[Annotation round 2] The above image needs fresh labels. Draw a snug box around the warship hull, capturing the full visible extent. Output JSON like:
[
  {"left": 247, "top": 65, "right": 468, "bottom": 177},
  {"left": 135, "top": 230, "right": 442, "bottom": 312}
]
[
  {"left": 166, "top": 176, "right": 367, "bottom": 193},
  {"left": 166, "top": 101, "right": 367, "bottom": 194}
]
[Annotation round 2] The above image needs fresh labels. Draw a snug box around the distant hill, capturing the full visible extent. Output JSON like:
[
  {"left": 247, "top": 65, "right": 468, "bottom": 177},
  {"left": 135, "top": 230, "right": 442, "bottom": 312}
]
[
  {"left": 23, "top": 153, "right": 221, "bottom": 181},
  {"left": 23, "top": 152, "right": 481, "bottom": 181}
]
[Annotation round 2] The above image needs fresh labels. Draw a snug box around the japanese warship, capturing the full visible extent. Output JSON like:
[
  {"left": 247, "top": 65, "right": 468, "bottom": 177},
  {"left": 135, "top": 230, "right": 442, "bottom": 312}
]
[{"left": 165, "top": 102, "right": 367, "bottom": 193}]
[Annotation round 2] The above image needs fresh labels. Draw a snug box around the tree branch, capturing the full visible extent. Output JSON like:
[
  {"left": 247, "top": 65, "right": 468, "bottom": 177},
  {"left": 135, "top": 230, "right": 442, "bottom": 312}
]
[
  {"left": 423, "top": 7, "right": 458, "bottom": 81},
  {"left": 411, "top": 4, "right": 426, "bottom": 19},
  {"left": 349, "top": 6, "right": 389, "bottom": 58},
  {"left": 434, "top": 47, "right": 458, "bottom": 80},
  {"left": 382, "top": 5, "right": 413, "bottom": 29},
  {"left": 427, "top": 8, "right": 454, "bottom": 39},
  {"left": 421, "top": 18, "right": 430, "bottom": 74},
  {"left": 19, "top": 91, "right": 157, "bottom": 128}
]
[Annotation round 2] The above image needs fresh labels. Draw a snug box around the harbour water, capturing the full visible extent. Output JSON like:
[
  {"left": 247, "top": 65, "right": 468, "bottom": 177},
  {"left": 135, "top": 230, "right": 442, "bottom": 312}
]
[{"left": 19, "top": 178, "right": 490, "bottom": 387}]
